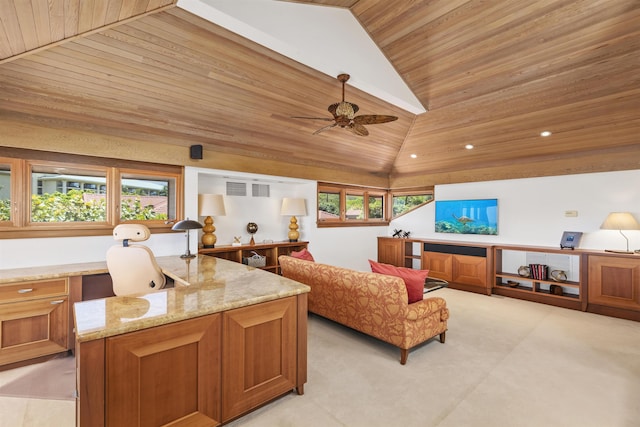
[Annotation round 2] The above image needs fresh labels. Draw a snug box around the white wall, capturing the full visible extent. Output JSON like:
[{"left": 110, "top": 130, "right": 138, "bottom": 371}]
[
  {"left": 390, "top": 170, "right": 640, "bottom": 252},
  {"left": 2, "top": 168, "right": 638, "bottom": 271},
  {"left": 186, "top": 167, "right": 382, "bottom": 271}
]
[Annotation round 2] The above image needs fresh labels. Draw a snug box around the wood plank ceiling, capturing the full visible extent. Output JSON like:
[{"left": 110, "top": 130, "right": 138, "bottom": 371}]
[{"left": 0, "top": 0, "right": 639, "bottom": 188}]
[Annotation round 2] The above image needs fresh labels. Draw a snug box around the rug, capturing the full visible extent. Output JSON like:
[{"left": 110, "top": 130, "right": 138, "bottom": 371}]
[{"left": 0, "top": 355, "right": 76, "bottom": 401}]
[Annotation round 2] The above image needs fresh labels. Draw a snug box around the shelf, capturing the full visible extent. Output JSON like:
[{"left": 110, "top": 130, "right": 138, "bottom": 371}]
[
  {"left": 494, "top": 283, "right": 580, "bottom": 300},
  {"left": 493, "top": 245, "right": 584, "bottom": 310},
  {"left": 200, "top": 241, "right": 308, "bottom": 274},
  {"left": 495, "top": 273, "right": 579, "bottom": 288}
]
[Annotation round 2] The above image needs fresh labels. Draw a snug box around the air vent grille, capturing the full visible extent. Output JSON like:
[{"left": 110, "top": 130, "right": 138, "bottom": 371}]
[
  {"left": 226, "top": 182, "right": 247, "bottom": 197},
  {"left": 252, "top": 183, "right": 270, "bottom": 197}
]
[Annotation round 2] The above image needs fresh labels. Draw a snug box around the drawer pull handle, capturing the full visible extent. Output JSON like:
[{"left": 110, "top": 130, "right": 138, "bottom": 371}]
[
  {"left": 18, "top": 288, "right": 33, "bottom": 294},
  {"left": 50, "top": 300, "right": 64, "bottom": 305}
]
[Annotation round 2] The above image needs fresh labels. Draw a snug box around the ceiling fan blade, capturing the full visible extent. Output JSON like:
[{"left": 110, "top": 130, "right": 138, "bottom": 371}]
[
  {"left": 353, "top": 115, "right": 398, "bottom": 125},
  {"left": 350, "top": 123, "right": 369, "bottom": 136},
  {"left": 313, "top": 123, "right": 338, "bottom": 135},
  {"left": 291, "top": 116, "right": 334, "bottom": 121}
]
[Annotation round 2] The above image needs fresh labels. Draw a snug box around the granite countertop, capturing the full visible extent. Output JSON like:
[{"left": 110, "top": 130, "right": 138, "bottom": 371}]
[
  {"left": 73, "top": 255, "right": 310, "bottom": 342},
  {"left": 0, "top": 261, "right": 109, "bottom": 284}
]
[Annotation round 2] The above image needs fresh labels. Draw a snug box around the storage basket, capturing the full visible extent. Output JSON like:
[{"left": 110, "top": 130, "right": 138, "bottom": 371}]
[{"left": 242, "top": 251, "right": 266, "bottom": 267}]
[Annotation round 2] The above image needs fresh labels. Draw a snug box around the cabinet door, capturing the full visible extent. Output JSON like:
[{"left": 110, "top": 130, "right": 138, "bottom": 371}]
[
  {"left": 422, "top": 252, "right": 453, "bottom": 281},
  {"left": 0, "top": 297, "right": 68, "bottom": 366},
  {"left": 453, "top": 254, "right": 487, "bottom": 287},
  {"left": 222, "top": 297, "right": 297, "bottom": 422},
  {"left": 378, "top": 238, "right": 404, "bottom": 266},
  {"left": 589, "top": 256, "right": 640, "bottom": 310},
  {"left": 106, "top": 314, "right": 222, "bottom": 427}
]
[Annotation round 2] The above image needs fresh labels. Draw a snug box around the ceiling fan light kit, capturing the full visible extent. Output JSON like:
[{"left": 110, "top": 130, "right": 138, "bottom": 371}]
[{"left": 293, "top": 74, "right": 398, "bottom": 136}]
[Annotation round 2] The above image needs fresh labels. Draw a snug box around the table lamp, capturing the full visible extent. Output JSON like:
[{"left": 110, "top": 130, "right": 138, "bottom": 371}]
[
  {"left": 281, "top": 198, "right": 307, "bottom": 242},
  {"left": 199, "top": 194, "right": 226, "bottom": 248},
  {"left": 172, "top": 218, "right": 203, "bottom": 258},
  {"left": 600, "top": 212, "right": 639, "bottom": 254}
]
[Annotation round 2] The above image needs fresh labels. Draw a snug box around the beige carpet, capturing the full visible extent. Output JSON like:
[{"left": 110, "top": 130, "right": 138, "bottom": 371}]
[{"left": 0, "top": 355, "right": 75, "bottom": 401}]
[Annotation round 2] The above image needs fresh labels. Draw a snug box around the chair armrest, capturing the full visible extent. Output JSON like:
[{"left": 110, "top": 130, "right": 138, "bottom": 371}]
[{"left": 406, "top": 296, "right": 449, "bottom": 321}]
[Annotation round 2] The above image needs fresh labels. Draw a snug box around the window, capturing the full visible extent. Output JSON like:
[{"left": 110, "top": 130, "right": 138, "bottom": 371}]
[
  {"left": 317, "top": 183, "right": 388, "bottom": 227},
  {"left": 0, "top": 149, "right": 183, "bottom": 238},
  {"left": 119, "top": 170, "right": 177, "bottom": 222},
  {"left": 391, "top": 188, "right": 434, "bottom": 218},
  {"left": 29, "top": 164, "right": 108, "bottom": 224},
  {"left": 0, "top": 161, "right": 13, "bottom": 223}
]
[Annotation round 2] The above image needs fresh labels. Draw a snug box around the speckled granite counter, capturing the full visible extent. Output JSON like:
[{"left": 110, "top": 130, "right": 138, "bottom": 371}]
[
  {"left": 0, "top": 261, "right": 109, "bottom": 284},
  {"left": 74, "top": 255, "right": 310, "bottom": 342}
]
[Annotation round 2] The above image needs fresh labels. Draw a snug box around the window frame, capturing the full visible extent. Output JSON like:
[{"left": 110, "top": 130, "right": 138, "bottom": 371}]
[
  {"left": 0, "top": 148, "right": 183, "bottom": 239},
  {"left": 390, "top": 187, "right": 435, "bottom": 219},
  {"left": 317, "top": 183, "right": 389, "bottom": 227}
]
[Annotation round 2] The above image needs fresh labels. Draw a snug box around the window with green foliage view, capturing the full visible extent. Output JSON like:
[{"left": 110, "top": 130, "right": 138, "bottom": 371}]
[
  {"left": 392, "top": 192, "right": 434, "bottom": 218},
  {"left": 0, "top": 150, "right": 182, "bottom": 237},
  {"left": 317, "top": 183, "right": 388, "bottom": 226}
]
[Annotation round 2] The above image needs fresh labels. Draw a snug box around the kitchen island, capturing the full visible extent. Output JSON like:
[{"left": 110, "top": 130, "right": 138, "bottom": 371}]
[{"left": 74, "top": 255, "right": 309, "bottom": 427}]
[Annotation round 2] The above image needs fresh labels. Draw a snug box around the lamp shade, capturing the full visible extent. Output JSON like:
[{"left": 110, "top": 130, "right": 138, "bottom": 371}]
[
  {"left": 600, "top": 212, "right": 640, "bottom": 230},
  {"left": 171, "top": 219, "right": 203, "bottom": 230},
  {"left": 171, "top": 218, "right": 202, "bottom": 258},
  {"left": 198, "top": 194, "right": 226, "bottom": 216},
  {"left": 281, "top": 198, "right": 307, "bottom": 216}
]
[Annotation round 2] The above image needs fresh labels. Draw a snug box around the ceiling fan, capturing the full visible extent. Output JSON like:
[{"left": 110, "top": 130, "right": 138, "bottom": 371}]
[{"left": 292, "top": 74, "right": 398, "bottom": 136}]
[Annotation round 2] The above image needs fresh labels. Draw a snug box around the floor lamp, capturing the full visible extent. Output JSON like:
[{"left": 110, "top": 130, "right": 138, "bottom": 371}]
[{"left": 601, "top": 212, "right": 640, "bottom": 254}]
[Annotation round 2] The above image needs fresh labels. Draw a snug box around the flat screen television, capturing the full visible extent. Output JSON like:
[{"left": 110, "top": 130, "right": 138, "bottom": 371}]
[{"left": 435, "top": 198, "right": 498, "bottom": 235}]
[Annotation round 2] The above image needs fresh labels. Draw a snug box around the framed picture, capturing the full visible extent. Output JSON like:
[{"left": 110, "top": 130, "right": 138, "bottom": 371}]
[
  {"left": 560, "top": 231, "right": 583, "bottom": 249},
  {"left": 435, "top": 198, "right": 498, "bottom": 235}
]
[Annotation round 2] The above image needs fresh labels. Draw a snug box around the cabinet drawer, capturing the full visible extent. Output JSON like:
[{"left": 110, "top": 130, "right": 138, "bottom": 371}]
[
  {"left": 0, "top": 296, "right": 69, "bottom": 366},
  {"left": 0, "top": 278, "right": 68, "bottom": 304}
]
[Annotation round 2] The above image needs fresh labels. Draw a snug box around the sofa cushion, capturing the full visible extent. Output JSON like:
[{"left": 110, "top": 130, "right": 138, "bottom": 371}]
[
  {"left": 369, "top": 260, "right": 428, "bottom": 304},
  {"left": 291, "top": 248, "right": 315, "bottom": 261}
]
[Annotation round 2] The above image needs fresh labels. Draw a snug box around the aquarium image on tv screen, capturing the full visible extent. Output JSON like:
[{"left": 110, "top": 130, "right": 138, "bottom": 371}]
[{"left": 435, "top": 198, "right": 498, "bottom": 235}]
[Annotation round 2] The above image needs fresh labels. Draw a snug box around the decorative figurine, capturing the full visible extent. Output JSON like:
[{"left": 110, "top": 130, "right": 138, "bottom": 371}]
[{"left": 247, "top": 222, "right": 258, "bottom": 245}]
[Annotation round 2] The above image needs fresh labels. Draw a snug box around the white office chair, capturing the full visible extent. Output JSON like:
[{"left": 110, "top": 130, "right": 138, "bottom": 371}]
[{"left": 106, "top": 224, "right": 166, "bottom": 296}]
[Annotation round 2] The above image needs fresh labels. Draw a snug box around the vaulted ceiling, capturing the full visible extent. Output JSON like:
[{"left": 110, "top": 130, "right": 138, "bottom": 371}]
[{"left": 1, "top": 0, "right": 639, "bottom": 188}]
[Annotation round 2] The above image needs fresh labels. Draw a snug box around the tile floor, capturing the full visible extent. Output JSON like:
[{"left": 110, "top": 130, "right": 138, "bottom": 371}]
[{"left": 2, "top": 288, "right": 639, "bottom": 427}]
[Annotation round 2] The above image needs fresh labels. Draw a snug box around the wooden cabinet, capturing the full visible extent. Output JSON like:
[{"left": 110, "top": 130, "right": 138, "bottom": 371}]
[
  {"left": 77, "top": 295, "right": 307, "bottom": 426},
  {"left": 200, "top": 241, "right": 308, "bottom": 274},
  {"left": 493, "top": 245, "right": 585, "bottom": 311},
  {"left": 377, "top": 237, "right": 491, "bottom": 294},
  {"left": 105, "top": 315, "right": 222, "bottom": 427},
  {"left": 422, "top": 242, "right": 491, "bottom": 294},
  {"left": 222, "top": 297, "right": 298, "bottom": 422},
  {"left": 587, "top": 254, "right": 640, "bottom": 320},
  {"left": 377, "top": 237, "right": 421, "bottom": 268},
  {"left": 0, "top": 278, "right": 70, "bottom": 366}
]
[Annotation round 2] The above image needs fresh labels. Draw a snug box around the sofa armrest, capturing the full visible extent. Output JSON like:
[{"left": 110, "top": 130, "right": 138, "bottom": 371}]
[{"left": 406, "top": 296, "right": 449, "bottom": 321}]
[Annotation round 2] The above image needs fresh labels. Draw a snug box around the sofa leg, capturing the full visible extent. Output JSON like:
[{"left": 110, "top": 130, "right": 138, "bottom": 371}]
[
  {"left": 400, "top": 349, "right": 408, "bottom": 365},
  {"left": 440, "top": 331, "right": 446, "bottom": 343}
]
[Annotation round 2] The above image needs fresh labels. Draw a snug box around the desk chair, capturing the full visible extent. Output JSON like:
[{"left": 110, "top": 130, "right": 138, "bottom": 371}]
[{"left": 106, "top": 224, "right": 166, "bottom": 296}]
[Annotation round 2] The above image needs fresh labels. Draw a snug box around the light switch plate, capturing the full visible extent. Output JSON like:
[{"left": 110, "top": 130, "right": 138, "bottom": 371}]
[{"left": 564, "top": 210, "right": 578, "bottom": 217}]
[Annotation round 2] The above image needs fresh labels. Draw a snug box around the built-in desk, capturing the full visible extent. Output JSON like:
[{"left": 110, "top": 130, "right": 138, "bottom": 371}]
[
  {"left": 74, "top": 255, "right": 309, "bottom": 426},
  {"left": 0, "top": 261, "right": 110, "bottom": 367}
]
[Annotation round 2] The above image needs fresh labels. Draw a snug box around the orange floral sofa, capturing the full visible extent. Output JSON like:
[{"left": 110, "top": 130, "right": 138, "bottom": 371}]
[{"left": 279, "top": 256, "right": 449, "bottom": 364}]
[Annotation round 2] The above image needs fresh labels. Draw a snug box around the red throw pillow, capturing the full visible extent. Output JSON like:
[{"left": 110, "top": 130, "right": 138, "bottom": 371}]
[
  {"left": 291, "top": 248, "right": 315, "bottom": 262},
  {"left": 369, "top": 260, "right": 429, "bottom": 304}
]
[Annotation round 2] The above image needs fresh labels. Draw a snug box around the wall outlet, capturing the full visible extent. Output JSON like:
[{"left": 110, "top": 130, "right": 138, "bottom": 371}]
[{"left": 564, "top": 210, "right": 578, "bottom": 217}]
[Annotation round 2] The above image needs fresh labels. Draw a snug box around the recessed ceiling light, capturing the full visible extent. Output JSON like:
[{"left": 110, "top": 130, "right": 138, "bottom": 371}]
[
  {"left": 540, "top": 131, "right": 552, "bottom": 137},
  {"left": 410, "top": 154, "right": 417, "bottom": 158},
  {"left": 465, "top": 144, "right": 474, "bottom": 150}
]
